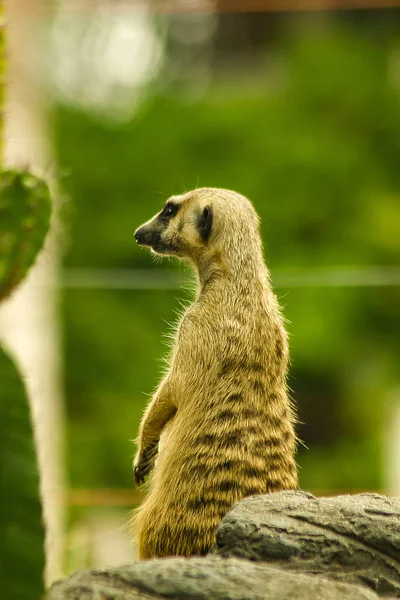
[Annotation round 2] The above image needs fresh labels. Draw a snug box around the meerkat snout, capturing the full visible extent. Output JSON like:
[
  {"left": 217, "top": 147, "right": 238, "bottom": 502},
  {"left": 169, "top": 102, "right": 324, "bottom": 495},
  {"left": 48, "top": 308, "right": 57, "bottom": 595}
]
[
  {"left": 134, "top": 200, "right": 182, "bottom": 255},
  {"left": 134, "top": 224, "right": 161, "bottom": 249},
  {"left": 134, "top": 193, "right": 214, "bottom": 259}
]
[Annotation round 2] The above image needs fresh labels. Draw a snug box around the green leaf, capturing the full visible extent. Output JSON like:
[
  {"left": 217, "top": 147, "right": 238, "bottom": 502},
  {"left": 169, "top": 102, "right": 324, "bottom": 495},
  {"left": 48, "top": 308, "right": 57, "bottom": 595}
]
[
  {"left": 0, "top": 170, "right": 52, "bottom": 301},
  {"left": 0, "top": 346, "right": 45, "bottom": 600}
]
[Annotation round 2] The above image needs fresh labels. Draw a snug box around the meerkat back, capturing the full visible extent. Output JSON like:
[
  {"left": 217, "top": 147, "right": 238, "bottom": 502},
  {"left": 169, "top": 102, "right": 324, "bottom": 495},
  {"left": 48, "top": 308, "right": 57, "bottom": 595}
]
[{"left": 131, "top": 188, "right": 298, "bottom": 559}]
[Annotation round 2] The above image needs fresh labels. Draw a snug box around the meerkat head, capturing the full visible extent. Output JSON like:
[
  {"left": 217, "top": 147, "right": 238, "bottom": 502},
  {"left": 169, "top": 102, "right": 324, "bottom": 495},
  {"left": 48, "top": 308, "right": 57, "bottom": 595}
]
[{"left": 134, "top": 188, "right": 261, "bottom": 266}]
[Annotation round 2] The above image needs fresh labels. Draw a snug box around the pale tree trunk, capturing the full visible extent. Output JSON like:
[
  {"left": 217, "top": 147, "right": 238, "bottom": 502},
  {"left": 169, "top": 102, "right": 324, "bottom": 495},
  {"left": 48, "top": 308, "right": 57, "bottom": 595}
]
[
  {"left": 384, "top": 389, "right": 400, "bottom": 496},
  {"left": 1, "top": 0, "right": 65, "bottom": 585}
]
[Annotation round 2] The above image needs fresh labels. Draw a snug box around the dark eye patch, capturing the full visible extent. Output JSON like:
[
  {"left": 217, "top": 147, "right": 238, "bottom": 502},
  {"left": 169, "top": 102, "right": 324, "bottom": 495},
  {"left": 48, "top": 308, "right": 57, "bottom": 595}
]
[{"left": 161, "top": 202, "right": 179, "bottom": 219}]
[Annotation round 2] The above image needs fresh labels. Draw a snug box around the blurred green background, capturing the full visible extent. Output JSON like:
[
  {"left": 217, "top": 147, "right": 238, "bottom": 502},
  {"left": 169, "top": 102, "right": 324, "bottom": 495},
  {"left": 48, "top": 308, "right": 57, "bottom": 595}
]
[{"left": 42, "top": 6, "right": 400, "bottom": 568}]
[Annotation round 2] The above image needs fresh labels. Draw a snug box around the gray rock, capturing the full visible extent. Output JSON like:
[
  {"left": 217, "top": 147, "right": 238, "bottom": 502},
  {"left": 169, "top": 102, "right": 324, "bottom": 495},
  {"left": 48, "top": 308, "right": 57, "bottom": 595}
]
[
  {"left": 48, "top": 556, "right": 379, "bottom": 600},
  {"left": 215, "top": 490, "right": 400, "bottom": 597},
  {"left": 48, "top": 491, "right": 400, "bottom": 599}
]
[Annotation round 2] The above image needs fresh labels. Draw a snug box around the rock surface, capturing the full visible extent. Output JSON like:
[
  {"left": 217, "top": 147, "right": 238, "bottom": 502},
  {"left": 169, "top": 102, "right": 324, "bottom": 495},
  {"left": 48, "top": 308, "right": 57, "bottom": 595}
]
[
  {"left": 215, "top": 490, "right": 400, "bottom": 597},
  {"left": 48, "top": 491, "right": 400, "bottom": 600},
  {"left": 49, "top": 556, "right": 380, "bottom": 600}
]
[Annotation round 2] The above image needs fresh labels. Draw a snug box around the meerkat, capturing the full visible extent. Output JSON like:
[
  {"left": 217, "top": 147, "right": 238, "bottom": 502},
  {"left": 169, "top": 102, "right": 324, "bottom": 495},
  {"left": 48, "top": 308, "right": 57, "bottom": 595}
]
[{"left": 131, "top": 187, "right": 298, "bottom": 560}]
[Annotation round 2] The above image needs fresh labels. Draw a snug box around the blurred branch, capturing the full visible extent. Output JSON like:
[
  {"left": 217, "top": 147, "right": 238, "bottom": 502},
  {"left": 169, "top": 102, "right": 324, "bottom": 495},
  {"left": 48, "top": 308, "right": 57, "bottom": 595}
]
[
  {"left": 67, "top": 487, "right": 381, "bottom": 507},
  {"left": 2, "top": 0, "right": 66, "bottom": 586},
  {"left": 68, "top": 488, "right": 144, "bottom": 507},
  {"left": 183, "top": 0, "right": 400, "bottom": 12},
  {"left": 54, "top": 267, "right": 400, "bottom": 290},
  {"left": 9, "top": 0, "right": 400, "bottom": 14}
]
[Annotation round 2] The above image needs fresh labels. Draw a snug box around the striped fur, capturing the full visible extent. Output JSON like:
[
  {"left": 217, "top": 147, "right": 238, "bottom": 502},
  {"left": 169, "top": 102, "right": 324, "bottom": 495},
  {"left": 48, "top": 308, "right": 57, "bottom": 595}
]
[{"left": 131, "top": 188, "right": 298, "bottom": 559}]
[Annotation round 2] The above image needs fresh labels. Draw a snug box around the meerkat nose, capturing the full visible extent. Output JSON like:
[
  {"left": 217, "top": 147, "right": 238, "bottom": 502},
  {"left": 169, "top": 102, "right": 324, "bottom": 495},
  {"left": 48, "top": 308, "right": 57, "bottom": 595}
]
[{"left": 134, "top": 225, "right": 154, "bottom": 247}]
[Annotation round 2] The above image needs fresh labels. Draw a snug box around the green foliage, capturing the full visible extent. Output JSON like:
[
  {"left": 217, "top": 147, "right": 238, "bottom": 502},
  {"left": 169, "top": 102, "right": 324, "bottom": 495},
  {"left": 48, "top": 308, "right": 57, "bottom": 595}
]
[
  {"left": 0, "top": 5, "right": 4, "bottom": 162},
  {"left": 0, "top": 170, "right": 52, "bottom": 301},
  {"left": 0, "top": 168, "right": 51, "bottom": 595},
  {"left": 0, "top": 346, "right": 45, "bottom": 600},
  {"left": 0, "top": 168, "right": 51, "bottom": 593},
  {"left": 52, "top": 19, "right": 400, "bottom": 493}
]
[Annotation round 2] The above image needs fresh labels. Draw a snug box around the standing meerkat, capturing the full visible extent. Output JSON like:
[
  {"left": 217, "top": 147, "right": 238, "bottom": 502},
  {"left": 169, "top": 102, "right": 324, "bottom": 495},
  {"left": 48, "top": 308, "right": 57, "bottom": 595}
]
[{"left": 131, "top": 188, "right": 298, "bottom": 559}]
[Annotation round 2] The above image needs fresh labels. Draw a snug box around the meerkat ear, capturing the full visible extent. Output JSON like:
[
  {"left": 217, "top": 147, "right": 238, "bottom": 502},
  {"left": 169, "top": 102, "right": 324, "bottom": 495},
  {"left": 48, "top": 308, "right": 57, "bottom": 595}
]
[{"left": 197, "top": 205, "right": 213, "bottom": 241}]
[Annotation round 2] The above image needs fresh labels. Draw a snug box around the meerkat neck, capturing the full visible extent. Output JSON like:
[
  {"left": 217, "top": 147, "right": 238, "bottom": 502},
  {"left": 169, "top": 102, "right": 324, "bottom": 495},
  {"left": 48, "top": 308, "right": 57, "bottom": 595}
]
[{"left": 195, "top": 237, "right": 270, "bottom": 295}]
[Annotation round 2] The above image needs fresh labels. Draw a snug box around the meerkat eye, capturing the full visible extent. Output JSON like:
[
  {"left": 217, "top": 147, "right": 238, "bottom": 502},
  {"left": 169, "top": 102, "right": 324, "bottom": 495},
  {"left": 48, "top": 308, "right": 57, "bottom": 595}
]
[{"left": 162, "top": 203, "right": 178, "bottom": 219}]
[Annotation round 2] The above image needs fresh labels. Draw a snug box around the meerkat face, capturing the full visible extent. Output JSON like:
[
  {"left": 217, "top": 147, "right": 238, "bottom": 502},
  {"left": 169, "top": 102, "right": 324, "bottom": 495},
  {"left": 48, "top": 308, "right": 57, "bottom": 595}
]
[{"left": 134, "top": 192, "right": 213, "bottom": 259}]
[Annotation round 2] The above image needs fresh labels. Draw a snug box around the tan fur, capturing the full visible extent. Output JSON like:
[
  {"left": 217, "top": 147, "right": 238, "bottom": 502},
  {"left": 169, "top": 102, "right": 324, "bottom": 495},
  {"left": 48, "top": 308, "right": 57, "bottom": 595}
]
[{"left": 130, "top": 188, "right": 298, "bottom": 559}]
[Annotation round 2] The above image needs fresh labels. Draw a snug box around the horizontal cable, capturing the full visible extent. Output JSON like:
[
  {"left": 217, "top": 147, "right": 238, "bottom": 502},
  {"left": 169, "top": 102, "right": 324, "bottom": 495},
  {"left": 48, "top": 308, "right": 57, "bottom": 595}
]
[{"left": 56, "top": 266, "right": 400, "bottom": 289}]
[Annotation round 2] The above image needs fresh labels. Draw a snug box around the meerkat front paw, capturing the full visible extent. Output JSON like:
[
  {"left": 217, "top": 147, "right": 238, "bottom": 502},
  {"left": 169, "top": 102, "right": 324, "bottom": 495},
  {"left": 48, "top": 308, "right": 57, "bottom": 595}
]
[
  {"left": 133, "top": 461, "right": 148, "bottom": 486},
  {"left": 133, "top": 445, "right": 156, "bottom": 486}
]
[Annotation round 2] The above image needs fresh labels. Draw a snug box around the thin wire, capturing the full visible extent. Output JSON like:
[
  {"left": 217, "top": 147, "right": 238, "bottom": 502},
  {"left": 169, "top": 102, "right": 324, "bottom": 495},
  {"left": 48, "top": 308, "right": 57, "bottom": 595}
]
[{"left": 53, "top": 266, "right": 400, "bottom": 290}]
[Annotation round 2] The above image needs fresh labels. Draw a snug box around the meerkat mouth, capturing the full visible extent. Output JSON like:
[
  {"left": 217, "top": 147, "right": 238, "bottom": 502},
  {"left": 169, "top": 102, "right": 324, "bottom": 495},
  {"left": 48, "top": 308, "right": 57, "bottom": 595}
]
[
  {"left": 134, "top": 225, "right": 180, "bottom": 256},
  {"left": 151, "top": 241, "right": 180, "bottom": 256}
]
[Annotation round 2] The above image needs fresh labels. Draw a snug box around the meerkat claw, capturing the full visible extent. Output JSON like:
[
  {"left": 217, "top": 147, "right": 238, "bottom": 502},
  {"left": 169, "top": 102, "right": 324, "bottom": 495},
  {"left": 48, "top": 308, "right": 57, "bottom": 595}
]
[{"left": 134, "top": 464, "right": 147, "bottom": 487}]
